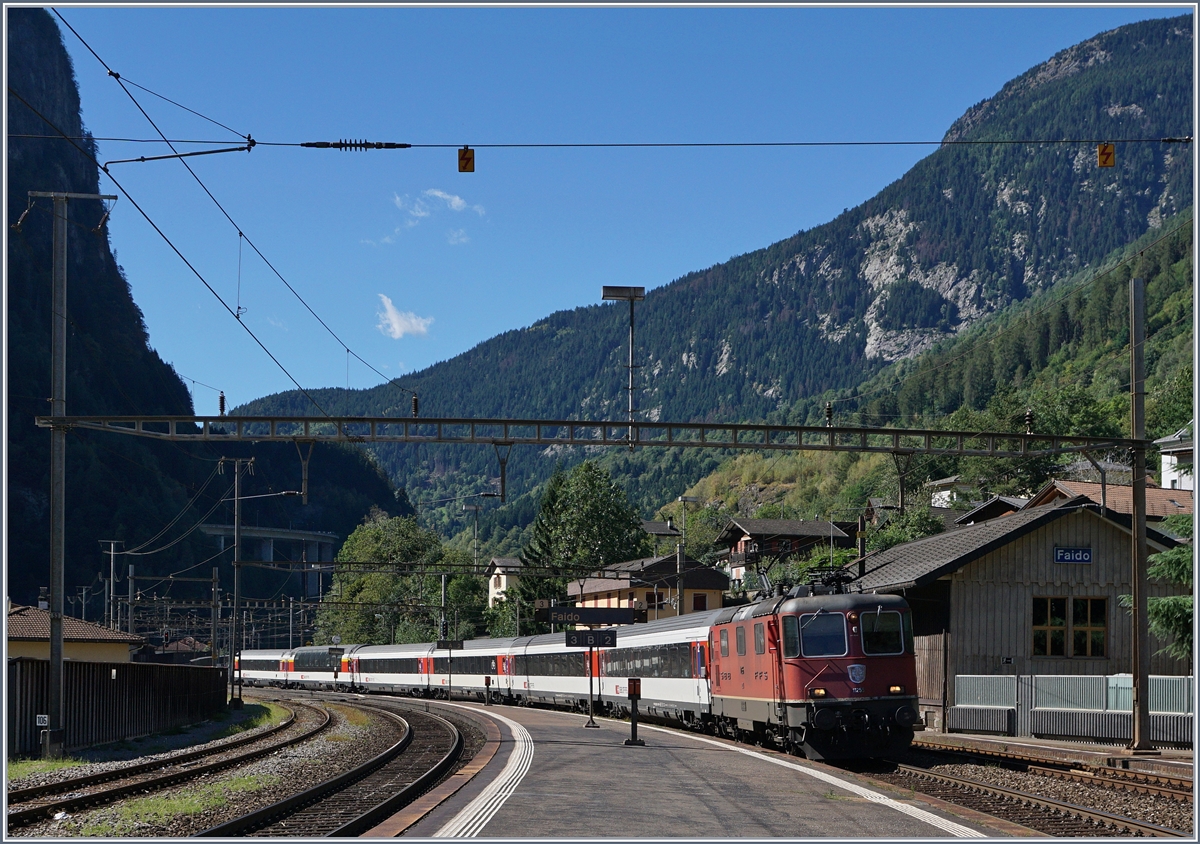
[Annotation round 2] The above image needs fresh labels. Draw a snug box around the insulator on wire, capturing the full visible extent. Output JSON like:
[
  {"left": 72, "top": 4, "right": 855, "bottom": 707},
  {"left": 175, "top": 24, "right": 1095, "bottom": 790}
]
[
  {"left": 412, "top": 394, "right": 419, "bottom": 418},
  {"left": 1025, "top": 408, "right": 1034, "bottom": 434},
  {"left": 300, "top": 139, "right": 411, "bottom": 151},
  {"left": 219, "top": 391, "right": 226, "bottom": 416},
  {"left": 825, "top": 401, "right": 833, "bottom": 427}
]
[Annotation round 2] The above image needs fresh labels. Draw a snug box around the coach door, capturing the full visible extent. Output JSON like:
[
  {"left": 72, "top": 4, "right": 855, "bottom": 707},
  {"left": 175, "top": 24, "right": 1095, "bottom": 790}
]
[{"left": 692, "top": 641, "right": 709, "bottom": 706}]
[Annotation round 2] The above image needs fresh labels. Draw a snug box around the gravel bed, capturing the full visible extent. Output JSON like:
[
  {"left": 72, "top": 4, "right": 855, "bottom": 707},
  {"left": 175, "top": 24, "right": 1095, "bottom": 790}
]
[
  {"left": 11, "top": 701, "right": 405, "bottom": 838},
  {"left": 899, "top": 749, "right": 1193, "bottom": 833},
  {"left": 6, "top": 696, "right": 294, "bottom": 793}
]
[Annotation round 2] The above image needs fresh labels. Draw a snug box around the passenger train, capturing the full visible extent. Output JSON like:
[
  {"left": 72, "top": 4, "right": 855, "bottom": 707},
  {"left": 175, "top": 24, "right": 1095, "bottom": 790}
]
[{"left": 238, "top": 586, "right": 918, "bottom": 760}]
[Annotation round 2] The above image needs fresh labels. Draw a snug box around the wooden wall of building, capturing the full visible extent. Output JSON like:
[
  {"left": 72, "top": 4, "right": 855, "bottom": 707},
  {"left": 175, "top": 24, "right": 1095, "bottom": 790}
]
[{"left": 946, "top": 509, "right": 1188, "bottom": 708}]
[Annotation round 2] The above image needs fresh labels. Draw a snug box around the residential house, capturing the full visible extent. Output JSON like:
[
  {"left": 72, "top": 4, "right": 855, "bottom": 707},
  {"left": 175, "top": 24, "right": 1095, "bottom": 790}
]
[
  {"left": 715, "top": 518, "right": 851, "bottom": 584},
  {"left": 485, "top": 557, "right": 523, "bottom": 608},
  {"left": 566, "top": 554, "right": 728, "bottom": 621},
  {"left": 1023, "top": 479, "right": 1192, "bottom": 521},
  {"left": 7, "top": 602, "right": 143, "bottom": 662},
  {"left": 953, "top": 495, "right": 1028, "bottom": 526},
  {"left": 1154, "top": 423, "right": 1194, "bottom": 491}
]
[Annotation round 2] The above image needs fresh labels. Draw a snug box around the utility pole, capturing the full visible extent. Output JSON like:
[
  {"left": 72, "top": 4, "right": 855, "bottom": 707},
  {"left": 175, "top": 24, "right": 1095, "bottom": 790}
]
[
  {"left": 677, "top": 496, "right": 699, "bottom": 616},
  {"left": 1126, "top": 277, "right": 1156, "bottom": 754},
  {"left": 211, "top": 568, "right": 220, "bottom": 668},
  {"left": 602, "top": 286, "right": 645, "bottom": 449},
  {"left": 35, "top": 190, "right": 116, "bottom": 760},
  {"left": 73, "top": 584, "right": 92, "bottom": 621},
  {"left": 99, "top": 540, "right": 122, "bottom": 628},
  {"left": 223, "top": 456, "right": 253, "bottom": 708}
]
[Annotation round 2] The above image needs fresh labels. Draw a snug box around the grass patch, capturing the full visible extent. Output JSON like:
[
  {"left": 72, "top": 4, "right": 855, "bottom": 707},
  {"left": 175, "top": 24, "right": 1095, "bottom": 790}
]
[
  {"left": 327, "top": 703, "right": 371, "bottom": 728},
  {"left": 212, "top": 702, "right": 288, "bottom": 740},
  {"left": 7, "top": 757, "right": 87, "bottom": 782},
  {"left": 90, "top": 774, "right": 280, "bottom": 833}
]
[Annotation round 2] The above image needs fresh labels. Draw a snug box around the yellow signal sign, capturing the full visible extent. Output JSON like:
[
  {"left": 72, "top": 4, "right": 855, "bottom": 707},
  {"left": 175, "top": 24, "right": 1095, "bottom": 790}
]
[
  {"left": 1097, "top": 143, "right": 1115, "bottom": 168},
  {"left": 458, "top": 146, "right": 475, "bottom": 173}
]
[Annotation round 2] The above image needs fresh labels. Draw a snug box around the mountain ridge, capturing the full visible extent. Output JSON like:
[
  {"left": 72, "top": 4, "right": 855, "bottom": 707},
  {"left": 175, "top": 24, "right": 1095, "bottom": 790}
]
[{"left": 237, "top": 14, "right": 1192, "bottom": 537}]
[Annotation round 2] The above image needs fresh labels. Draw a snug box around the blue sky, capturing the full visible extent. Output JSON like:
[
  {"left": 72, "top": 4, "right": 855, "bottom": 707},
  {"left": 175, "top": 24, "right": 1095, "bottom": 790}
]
[{"left": 44, "top": 5, "right": 1185, "bottom": 417}]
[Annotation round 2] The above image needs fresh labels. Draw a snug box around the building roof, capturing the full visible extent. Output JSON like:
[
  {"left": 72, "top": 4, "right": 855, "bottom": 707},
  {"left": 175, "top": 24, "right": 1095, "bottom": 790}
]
[
  {"left": 847, "top": 498, "right": 1179, "bottom": 593},
  {"left": 641, "top": 520, "right": 681, "bottom": 537},
  {"left": 485, "top": 557, "right": 523, "bottom": 575},
  {"left": 1023, "top": 479, "right": 1192, "bottom": 519},
  {"left": 567, "top": 554, "right": 730, "bottom": 597},
  {"left": 715, "top": 518, "right": 848, "bottom": 544},
  {"left": 1153, "top": 422, "right": 1194, "bottom": 453},
  {"left": 7, "top": 604, "right": 143, "bottom": 644},
  {"left": 954, "top": 495, "right": 1029, "bottom": 526}
]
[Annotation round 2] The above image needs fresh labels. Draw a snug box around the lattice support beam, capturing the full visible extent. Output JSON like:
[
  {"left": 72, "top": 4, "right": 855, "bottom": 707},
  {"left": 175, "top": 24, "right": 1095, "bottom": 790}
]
[{"left": 35, "top": 415, "right": 1133, "bottom": 459}]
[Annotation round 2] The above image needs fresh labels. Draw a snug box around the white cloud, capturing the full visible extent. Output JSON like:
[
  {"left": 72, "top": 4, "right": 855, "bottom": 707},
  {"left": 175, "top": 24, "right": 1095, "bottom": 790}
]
[
  {"left": 376, "top": 294, "right": 433, "bottom": 339},
  {"left": 424, "top": 188, "right": 485, "bottom": 215},
  {"left": 447, "top": 229, "right": 469, "bottom": 245},
  {"left": 267, "top": 316, "right": 287, "bottom": 330}
]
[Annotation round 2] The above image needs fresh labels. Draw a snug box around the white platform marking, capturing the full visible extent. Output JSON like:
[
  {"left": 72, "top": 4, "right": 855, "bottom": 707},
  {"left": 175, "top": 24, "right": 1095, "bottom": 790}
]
[{"left": 433, "top": 705, "right": 534, "bottom": 838}]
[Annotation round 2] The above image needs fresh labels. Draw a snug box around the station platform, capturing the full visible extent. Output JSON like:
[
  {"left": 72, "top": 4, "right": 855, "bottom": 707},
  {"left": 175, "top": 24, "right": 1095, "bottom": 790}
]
[
  {"left": 913, "top": 730, "right": 1194, "bottom": 778},
  {"left": 386, "top": 702, "right": 1024, "bottom": 839}
]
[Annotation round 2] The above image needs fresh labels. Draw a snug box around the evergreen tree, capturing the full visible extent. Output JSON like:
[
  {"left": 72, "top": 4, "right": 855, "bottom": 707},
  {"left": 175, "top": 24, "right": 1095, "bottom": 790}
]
[{"left": 494, "top": 462, "right": 650, "bottom": 635}]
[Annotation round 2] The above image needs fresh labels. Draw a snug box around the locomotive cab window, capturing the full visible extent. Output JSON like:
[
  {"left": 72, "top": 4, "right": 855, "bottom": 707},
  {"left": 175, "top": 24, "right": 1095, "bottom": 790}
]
[
  {"left": 781, "top": 615, "right": 801, "bottom": 658},
  {"left": 753, "top": 622, "right": 766, "bottom": 654},
  {"left": 735, "top": 626, "right": 746, "bottom": 656},
  {"left": 860, "top": 609, "right": 905, "bottom": 655},
  {"left": 719, "top": 629, "right": 729, "bottom": 657},
  {"left": 799, "top": 612, "right": 847, "bottom": 657}
]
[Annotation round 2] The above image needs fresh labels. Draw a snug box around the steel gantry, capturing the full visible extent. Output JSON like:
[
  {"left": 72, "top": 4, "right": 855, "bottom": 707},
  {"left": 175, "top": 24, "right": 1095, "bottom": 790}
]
[{"left": 35, "top": 414, "right": 1133, "bottom": 459}]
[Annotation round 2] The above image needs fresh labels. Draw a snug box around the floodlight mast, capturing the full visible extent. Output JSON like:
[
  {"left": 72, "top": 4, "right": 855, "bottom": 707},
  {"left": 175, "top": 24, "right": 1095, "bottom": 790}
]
[{"left": 601, "top": 286, "right": 645, "bottom": 449}]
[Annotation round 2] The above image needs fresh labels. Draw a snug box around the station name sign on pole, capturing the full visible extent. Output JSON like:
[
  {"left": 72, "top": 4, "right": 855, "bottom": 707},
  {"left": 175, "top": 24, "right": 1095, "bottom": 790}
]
[{"left": 537, "top": 607, "right": 646, "bottom": 625}]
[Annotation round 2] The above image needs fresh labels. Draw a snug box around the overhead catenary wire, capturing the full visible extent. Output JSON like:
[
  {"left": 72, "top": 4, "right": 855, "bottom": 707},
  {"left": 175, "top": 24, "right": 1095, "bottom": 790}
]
[
  {"left": 9, "top": 85, "right": 333, "bottom": 421},
  {"left": 123, "top": 479, "right": 236, "bottom": 556},
  {"left": 10, "top": 133, "right": 1195, "bottom": 149},
  {"left": 122, "top": 462, "right": 224, "bottom": 553},
  {"left": 52, "top": 10, "right": 419, "bottom": 405}
]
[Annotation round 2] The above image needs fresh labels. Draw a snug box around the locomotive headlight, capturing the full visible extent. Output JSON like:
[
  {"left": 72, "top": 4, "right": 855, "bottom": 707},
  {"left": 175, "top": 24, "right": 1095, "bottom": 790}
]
[
  {"left": 889, "top": 685, "right": 906, "bottom": 695},
  {"left": 809, "top": 688, "right": 828, "bottom": 698}
]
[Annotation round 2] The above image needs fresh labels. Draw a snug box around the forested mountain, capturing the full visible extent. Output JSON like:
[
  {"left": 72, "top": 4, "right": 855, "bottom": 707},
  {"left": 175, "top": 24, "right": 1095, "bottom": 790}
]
[
  {"left": 240, "top": 15, "right": 1192, "bottom": 547},
  {"left": 6, "top": 9, "right": 402, "bottom": 607}
]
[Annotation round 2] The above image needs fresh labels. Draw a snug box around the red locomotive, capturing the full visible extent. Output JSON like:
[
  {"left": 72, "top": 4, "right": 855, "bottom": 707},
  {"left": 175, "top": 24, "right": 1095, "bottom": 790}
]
[{"left": 708, "top": 587, "right": 919, "bottom": 760}]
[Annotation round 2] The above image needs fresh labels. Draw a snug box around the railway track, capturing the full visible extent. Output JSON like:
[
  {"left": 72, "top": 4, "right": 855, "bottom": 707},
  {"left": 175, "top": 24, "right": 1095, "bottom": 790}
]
[
  {"left": 870, "top": 763, "right": 1188, "bottom": 837},
  {"left": 908, "top": 741, "right": 1193, "bottom": 802},
  {"left": 6, "top": 702, "right": 331, "bottom": 830},
  {"left": 195, "top": 703, "right": 463, "bottom": 837},
  {"left": 1027, "top": 764, "right": 1192, "bottom": 802}
]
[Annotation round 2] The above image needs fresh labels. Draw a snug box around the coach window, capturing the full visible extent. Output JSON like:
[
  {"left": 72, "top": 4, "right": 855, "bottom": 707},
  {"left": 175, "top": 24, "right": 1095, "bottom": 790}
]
[
  {"left": 754, "top": 622, "right": 766, "bottom": 654},
  {"left": 719, "top": 629, "right": 729, "bottom": 657},
  {"left": 799, "top": 612, "right": 847, "bottom": 657},
  {"left": 860, "top": 610, "right": 905, "bottom": 655},
  {"left": 735, "top": 626, "right": 746, "bottom": 656},
  {"left": 782, "top": 616, "right": 801, "bottom": 658},
  {"left": 1032, "top": 597, "right": 1067, "bottom": 657}
]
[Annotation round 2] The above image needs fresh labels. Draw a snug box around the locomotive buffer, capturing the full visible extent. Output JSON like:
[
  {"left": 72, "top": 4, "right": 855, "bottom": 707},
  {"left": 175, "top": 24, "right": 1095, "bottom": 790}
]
[{"left": 564, "top": 628, "right": 618, "bottom": 727}]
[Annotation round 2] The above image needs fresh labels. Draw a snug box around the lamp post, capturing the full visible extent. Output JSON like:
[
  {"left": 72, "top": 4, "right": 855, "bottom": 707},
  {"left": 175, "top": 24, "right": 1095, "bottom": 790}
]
[
  {"left": 677, "top": 496, "right": 700, "bottom": 615},
  {"left": 601, "top": 286, "right": 645, "bottom": 449}
]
